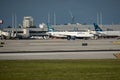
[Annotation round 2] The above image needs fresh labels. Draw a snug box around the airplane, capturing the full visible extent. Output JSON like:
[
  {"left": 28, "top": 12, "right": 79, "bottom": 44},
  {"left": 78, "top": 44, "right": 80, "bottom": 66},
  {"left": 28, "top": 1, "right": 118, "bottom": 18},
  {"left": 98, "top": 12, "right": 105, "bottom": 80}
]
[
  {"left": 93, "top": 23, "right": 120, "bottom": 38},
  {"left": 0, "top": 30, "right": 10, "bottom": 39},
  {"left": 0, "top": 29, "right": 18, "bottom": 39},
  {"left": 46, "top": 24, "right": 94, "bottom": 40}
]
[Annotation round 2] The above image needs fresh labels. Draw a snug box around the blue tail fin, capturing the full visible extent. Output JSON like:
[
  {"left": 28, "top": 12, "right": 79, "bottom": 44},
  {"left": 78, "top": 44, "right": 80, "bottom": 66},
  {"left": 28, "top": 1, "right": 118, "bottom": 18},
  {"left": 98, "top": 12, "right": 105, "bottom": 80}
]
[{"left": 93, "top": 23, "right": 103, "bottom": 32}]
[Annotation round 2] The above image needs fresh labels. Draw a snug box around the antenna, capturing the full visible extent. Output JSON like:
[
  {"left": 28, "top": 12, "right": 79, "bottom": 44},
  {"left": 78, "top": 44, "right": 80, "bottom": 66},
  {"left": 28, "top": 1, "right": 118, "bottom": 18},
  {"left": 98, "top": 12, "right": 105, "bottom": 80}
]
[
  {"left": 12, "top": 13, "right": 14, "bottom": 28},
  {"left": 15, "top": 13, "right": 17, "bottom": 35},
  {"left": 48, "top": 13, "right": 50, "bottom": 24},
  {"left": 69, "top": 10, "right": 75, "bottom": 24},
  {"left": 97, "top": 13, "right": 99, "bottom": 25},
  {"left": 15, "top": 13, "right": 17, "bottom": 28},
  {"left": 100, "top": 12, "right": 102, "bottom": 26},
  {"left": 54, "top": 12, "right": 56, "bottom": 25},
  {"left": 97, "top": 12, "right": 102, "bottom": 25},
  {"left": 11, "top": 13, "right": 15, "bottom": 37}
]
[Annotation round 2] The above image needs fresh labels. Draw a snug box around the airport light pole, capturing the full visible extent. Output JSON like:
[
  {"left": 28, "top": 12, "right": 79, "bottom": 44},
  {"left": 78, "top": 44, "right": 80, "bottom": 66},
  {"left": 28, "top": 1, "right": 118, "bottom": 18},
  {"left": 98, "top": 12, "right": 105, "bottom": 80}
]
[{"left": 0, "top": 19, "right": 3, "bottom": 40}]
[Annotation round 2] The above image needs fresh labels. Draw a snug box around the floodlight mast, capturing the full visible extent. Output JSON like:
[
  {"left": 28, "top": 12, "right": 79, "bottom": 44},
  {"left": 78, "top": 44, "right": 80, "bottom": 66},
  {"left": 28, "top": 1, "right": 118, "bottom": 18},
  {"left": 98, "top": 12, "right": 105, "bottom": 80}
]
[{"left": 69, "top": 10, "right": 75, "bottom": 24}]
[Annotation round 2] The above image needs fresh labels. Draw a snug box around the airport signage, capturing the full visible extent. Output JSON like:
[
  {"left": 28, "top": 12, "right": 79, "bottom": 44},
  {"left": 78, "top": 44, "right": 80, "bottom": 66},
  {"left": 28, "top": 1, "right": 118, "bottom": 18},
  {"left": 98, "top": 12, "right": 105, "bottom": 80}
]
[{"left": 0, "top": 20, "right": 3, "bottom": 24}]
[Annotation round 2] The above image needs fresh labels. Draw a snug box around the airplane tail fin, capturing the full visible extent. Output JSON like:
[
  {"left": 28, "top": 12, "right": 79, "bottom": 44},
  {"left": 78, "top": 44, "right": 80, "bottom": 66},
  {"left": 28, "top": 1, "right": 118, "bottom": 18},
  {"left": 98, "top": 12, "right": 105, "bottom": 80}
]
[{"left": 93, "top": 23, "right": 103, "bottom": 32}]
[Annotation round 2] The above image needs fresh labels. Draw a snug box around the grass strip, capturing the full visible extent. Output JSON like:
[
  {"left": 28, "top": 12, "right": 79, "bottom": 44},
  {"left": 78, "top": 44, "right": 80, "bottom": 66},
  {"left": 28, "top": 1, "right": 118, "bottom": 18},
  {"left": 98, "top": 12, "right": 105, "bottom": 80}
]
[{"left": 0, "top": 59, "right": 120, "bottom": 80}]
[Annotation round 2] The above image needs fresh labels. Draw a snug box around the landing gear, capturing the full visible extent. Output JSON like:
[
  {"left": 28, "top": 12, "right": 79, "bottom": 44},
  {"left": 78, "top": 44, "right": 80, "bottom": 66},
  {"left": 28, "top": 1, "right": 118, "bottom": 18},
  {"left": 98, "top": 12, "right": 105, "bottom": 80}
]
[
  {"left": 67, "top": 36, "right": 76, "bottom": 40},
  {"left": 67, "top": 36, "right": 71, "bottom": 40}
]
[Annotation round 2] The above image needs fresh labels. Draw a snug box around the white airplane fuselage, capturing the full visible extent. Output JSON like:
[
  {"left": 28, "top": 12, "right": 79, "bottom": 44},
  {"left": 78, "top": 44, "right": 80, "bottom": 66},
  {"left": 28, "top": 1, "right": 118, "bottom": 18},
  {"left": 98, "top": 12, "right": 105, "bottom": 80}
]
[
  {"left": 98, "top": 31, "right": 120, "bottom": 36},
  {"left": 47, "top": 31, "right": 94, "bottom": 38},
  {"left": 93, "top": 23, "right": 120, "bottom": 37},
  {"left": 90, "top": 30, "right": 120, "bottom": 36}
]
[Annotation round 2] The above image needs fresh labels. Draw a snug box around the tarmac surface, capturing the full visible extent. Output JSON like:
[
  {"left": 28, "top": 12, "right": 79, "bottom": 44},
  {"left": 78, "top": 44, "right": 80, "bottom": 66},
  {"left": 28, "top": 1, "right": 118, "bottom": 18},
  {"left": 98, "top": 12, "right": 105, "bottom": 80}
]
[{"left": 0, "top": 39, "right": 120, "bottom": 59}]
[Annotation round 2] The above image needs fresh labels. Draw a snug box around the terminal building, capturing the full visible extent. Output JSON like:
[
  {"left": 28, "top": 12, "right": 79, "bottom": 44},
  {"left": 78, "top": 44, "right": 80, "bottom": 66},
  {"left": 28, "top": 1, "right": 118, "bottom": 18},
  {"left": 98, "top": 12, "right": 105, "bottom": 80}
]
[
  {"left": 23, "top": 16, "right": 34, "bottom": 28},
  {"left": 2, "top": 24, "right": 120, "bottom": 39}
]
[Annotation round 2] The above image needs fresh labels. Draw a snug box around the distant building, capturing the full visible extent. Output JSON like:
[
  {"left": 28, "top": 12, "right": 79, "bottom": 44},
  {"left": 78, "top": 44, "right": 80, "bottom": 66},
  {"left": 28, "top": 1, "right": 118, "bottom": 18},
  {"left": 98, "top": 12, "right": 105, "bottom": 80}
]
[
  {"left": 23, "top": 16, "right": 34, "bottom": 28},
  {"left": 2, "top": 24, "right": 120, "bottom": 39}
]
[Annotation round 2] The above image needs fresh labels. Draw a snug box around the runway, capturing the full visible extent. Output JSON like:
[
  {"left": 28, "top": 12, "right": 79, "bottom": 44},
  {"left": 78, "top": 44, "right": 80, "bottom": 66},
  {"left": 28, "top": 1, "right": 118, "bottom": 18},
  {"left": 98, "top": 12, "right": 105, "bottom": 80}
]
[{"left": 0, "top": 39, "right": 120, "bottom": 59}]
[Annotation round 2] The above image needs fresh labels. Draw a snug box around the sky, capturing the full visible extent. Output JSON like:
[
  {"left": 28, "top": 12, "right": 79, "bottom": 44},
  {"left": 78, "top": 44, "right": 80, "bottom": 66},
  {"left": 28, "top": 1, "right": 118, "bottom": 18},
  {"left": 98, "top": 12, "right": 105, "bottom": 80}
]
[{"left": 0, "top": 0, "right": 120, "bottom": 27}]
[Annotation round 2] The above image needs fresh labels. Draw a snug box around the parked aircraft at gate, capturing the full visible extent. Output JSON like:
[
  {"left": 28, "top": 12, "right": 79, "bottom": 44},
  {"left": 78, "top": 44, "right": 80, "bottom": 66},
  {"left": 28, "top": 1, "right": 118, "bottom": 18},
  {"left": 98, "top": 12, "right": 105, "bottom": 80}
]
[
  {"left": 0, "top": 30, "right": 9, "bottom": 39},
  {"left": 93, "top": 23, "right": 120, "bottom": 38},
  {"left": 47, "top": 24, "right": 94, "bottom": 40}
]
